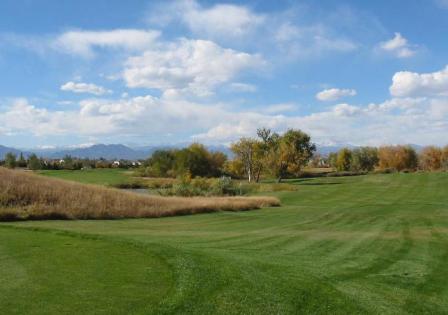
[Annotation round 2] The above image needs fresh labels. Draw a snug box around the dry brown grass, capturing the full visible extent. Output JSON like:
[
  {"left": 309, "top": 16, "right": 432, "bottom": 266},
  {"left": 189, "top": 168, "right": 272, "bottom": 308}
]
[{"left": 0, "top": 167, "right": 280, "bottom": 221}]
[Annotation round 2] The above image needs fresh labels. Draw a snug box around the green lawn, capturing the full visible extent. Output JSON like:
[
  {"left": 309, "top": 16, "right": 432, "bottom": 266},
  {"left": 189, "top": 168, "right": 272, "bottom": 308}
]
[
  {"left": 37, "top": 168, "right": 133, "bottom": 186},
  {"left": 1, "top": 172, "right": 448, "bottom": 314}
]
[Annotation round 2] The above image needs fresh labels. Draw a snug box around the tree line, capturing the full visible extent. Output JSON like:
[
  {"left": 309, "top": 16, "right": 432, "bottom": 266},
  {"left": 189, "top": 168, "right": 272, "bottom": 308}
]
[
  {"left": 0, "top": 153, "right": 139, "bottom": 170},
  {"left": 326, "top": 145, "right": 448, "bottom": 172},
  {"left": 138, "top": 143, "right": 227, "bottom": 178},
  {"left": 2, "top": 129, "right": 448, "bottom": 180},
  {"left": 137, "top": 128, "right": 316, "bottom": 183}
]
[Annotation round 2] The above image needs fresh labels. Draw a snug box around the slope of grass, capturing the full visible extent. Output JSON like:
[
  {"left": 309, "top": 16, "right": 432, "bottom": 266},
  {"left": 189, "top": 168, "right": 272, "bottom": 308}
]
[
  {"left": 0, "top": 168, "right": 279, "bottom": 220},
  {"left": 2, "top": 172, "right": 448, "bottom": 314}
]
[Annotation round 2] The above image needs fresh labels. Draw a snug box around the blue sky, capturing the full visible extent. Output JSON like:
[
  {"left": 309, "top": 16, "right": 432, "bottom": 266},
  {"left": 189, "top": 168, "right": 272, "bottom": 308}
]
[{"left": 1, "top": 0, "right": 448, "bottom": 148}]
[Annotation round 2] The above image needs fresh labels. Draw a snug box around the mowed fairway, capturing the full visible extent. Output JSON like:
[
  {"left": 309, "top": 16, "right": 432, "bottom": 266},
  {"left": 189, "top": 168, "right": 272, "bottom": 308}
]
[{"left": 1, "top": 173, "right": 448, "bottom": 314}]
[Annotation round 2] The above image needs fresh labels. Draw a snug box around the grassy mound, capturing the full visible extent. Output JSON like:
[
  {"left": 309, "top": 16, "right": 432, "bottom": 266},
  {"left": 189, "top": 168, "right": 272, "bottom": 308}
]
[{"left": 0, "top": 168, "right": 279, "bottom": 221}]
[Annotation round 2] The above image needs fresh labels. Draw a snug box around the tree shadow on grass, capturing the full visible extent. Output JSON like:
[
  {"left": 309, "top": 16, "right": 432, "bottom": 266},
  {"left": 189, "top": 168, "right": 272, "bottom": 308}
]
[
  {"left": 299, "top": 182, "right": 342, "bottom": 186},
  {"left": 284, "top": 178, "right": 343, "bottom": 186},
  {"left": 286, "top": 178, "right": 314, "bottom": 184}
]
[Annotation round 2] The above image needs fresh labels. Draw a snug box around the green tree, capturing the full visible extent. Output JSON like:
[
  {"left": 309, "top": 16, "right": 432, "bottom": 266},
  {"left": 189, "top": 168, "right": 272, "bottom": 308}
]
[
  {"left": 62, "top": 155, "right": 74, "bottom": 170},
  {"left": 208, "top": 151, "right": 227, "bottom": 177},
  {"left": 265, "top": 129, "right": 316, "bottom": 182},
  {"left": 328, "top": 152, "right": 338, "bottom": 169},
  {"left": 17, "top": 152, "right": 27, "bottom": 167},
  {"left": 223, "top": 159, "right": 245, "bottom": 178},
  {"left": 351, "top": 147, "right": 379, "bottom": 171},
  {"left": 147, "top": 150, "right": 176, "bottom": 177},
  {"left": 27, "top": 154, "right": 42, "bottom": 170},
  {"left": 4, "top": 152, "right": 17, "bottom": 169},
  {"left": 336, "top": 148, "right": 352, "bottom": 171},
  {"left": 174, "top": 144, "right": 212, "bottom": 177}
]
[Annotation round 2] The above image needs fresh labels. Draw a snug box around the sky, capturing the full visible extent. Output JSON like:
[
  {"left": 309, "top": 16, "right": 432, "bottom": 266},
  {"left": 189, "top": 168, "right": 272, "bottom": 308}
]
[{"left": 1, "top": 0, "right": 448, "bottom": 149}]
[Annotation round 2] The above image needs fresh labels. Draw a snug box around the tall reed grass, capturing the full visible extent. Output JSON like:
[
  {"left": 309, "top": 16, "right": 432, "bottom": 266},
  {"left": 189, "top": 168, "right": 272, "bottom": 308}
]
[{"left": 0, "top": 168, "right": 279, "bottom": 221}]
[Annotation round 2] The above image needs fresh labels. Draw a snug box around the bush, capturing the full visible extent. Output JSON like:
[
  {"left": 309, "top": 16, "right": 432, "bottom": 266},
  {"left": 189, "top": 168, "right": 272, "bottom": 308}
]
[
  {"left": 378, "top": 145, "right": 418, "bottom": 171},
  {"left": 146, "top": 178, "right": 176, "bottom": 189},
  {"left": 326, "top": 171, "right": 367, "bottom": 177},
  {"left": 160, "top": 176, "right": 243, "bottom": 197}
]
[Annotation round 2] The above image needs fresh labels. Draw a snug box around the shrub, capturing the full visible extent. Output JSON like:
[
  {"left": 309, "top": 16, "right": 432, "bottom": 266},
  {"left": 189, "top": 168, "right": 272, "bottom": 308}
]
[
  {"left": 160, "top": 176, "right": 242, "bottom": 197},
  {"left": 4, "top": 152, "right": 17, "bottom": 169},
  {"left": 211, "top": 176, "right": 239, "bottom": 196},
  {"left": 336, "top": 148, "right": 352, "bottom": 171},
  {"left": 378, "top": 145, "right": 418, "bottom": 172},
  {"left": 351, "top": 147, "right": 379, "bottom": 171},
  {"left": 419, "top": 146, "right": 443, "bottom": 171}
]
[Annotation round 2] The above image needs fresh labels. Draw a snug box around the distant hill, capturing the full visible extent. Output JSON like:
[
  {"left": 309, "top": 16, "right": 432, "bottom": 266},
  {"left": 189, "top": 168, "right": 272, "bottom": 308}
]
[
  {"left": 49, "top": 144, "right": 147, "bottom": 160},
  {"left": 316, "top": 144, "right": 425, "bottom": 156},
  {"left": 0, "top": 143, "right": 426, "bottom": 161},
  {"left": 47, "top": 144, "right": 234, "bottom": 160},
  {"left": 0, "top": 145, "right": 30, "bottom": 160},
  {"left": 316, "top": 145, "right": 357, "bottom": 156}
]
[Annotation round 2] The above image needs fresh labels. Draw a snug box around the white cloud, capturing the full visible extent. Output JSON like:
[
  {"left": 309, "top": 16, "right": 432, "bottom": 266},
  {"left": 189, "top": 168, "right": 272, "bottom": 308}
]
[
  {"left": 332, "top": 103, "right": 362, "bottom": 116},
  {"left": 183, "top": 1, "right": 264, "bottom": 39},
  {"left": 390, "top": 66, "right": 448, "bottom": 97},
  {"left": 148, "top": 0, "right": 264, "bottom": 40},
  {"left": 379, "top": 33, "right": 417, "bottom": 58},
  {"left": 316, "top": 88, "right": 357, "bottom": 101},
  {"left": 60, "top": 81, "right": 112, "bottom": 95},
  {"left": 123, "top": 39, "right": 264, "bottom": 96},
  {"left": 0, "top": 98, "right": 76, "bottom": 136},
  {"left": 2, "top": 94, "right": 448, "bottom": 146},
  {"left": 147, "top": 1, "right": 357, "bottom": 61},
  {"left": 53, "top": 29, "right": 160, "bottom": 58},
  {"left": 193, "top": 97, "right": 448, "bottom": 145},
  {"left": 228, "top": 82, "right": 257, "bottom": 93},
  {"left": 274, "top": 23, "right": 358, "bottom": 58}
]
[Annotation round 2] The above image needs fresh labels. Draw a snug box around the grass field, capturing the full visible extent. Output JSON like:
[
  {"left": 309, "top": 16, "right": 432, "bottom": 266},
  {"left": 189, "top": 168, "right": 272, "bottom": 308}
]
[
  {"left": 1, "top": 172, "right": 448, "bottom": 314},
  {"left": 38, "top": 168, "right": 133, "bottom": 186}
]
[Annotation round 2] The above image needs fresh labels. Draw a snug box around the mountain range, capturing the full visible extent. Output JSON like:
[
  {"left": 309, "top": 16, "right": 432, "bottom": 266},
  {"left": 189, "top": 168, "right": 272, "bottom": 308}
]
[
  {"left": 0, "top": 143, "right": 424, "bottom": 161},
  {"left": 0, "top": 144, "right": 232, "bottom": 160}
]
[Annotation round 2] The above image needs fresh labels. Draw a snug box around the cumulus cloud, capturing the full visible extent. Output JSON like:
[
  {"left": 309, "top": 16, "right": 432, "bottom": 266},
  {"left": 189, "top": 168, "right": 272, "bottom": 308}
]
[
  {"left": 379, "top": 32, "right": 417, "bottom": 58},
  {"left": 60, "top": 81, "right": 112, "bottom": 95},
  {"left": 2, "top": 94, "right": 448, "bottom": 146},
  {"left": 390, "top": 66, "right": 448, "bottom": 97},
  {"left": 316, "top": 88, "right": 357, "bottom": 101},
  {"left": 53, "top": 29, "right": 160, "bottom": 57},
  {"left": 193, "top": 97, "right": 448, "bottom": 145},
  {"left": 0, "top": 98, "right": 76, "bottom": 136},
  {"left": 148, "top": 0, "right": 264, "bottom": 40},
  {"left": 123, "top": 39, "right": 264, "bottom": 96}
]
